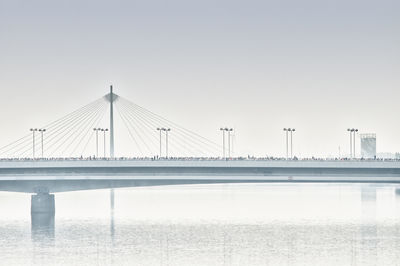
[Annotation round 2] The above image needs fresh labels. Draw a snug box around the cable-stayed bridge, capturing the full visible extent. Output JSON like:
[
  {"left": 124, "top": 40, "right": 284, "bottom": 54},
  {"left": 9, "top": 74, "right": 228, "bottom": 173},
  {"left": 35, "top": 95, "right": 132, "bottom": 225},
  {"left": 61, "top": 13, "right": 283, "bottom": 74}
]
[
  {"left": 0, "top": 86, "right": 222, "bottom": 159},
  {"left": 1, "top": 86, "right": 400, "bottom": 223}
]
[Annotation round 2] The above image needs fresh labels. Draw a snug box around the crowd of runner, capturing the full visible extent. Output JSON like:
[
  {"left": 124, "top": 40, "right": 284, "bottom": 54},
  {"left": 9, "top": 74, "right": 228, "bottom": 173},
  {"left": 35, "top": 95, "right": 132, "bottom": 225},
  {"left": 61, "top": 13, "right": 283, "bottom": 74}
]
[{"left": 1, "top": 156, "right": 400, "bottom": 162}]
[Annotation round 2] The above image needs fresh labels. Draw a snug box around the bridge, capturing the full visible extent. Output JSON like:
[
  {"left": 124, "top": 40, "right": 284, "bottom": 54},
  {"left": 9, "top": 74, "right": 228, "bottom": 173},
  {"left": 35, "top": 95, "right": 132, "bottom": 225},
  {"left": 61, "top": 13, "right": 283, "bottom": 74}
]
[
  {"left": 1, "top": 86, "right": 400, "bottom": 226},
  {"left": 1, "top": 159, "right": 400, "bottom": 194}
]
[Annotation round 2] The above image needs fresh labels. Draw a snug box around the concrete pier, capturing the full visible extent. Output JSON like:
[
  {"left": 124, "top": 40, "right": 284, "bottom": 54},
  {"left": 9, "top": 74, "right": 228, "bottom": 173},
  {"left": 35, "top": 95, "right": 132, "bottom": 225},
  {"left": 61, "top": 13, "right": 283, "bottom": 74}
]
[
  {"left": 31, "top": 193, "right": 55, "bottom": 239},
  {"left": 31, "top": 193, "right": 55, "bottom": 214},
  {"left": 31, "top": 212, "right": 55, "bottom": 239}
]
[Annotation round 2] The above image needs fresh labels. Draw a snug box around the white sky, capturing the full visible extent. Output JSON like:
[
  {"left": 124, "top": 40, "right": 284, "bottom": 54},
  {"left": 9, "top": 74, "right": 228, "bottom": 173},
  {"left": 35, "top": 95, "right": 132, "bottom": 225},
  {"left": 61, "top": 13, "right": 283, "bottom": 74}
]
[{"left": 0, "top": 0, "right": 399, "bottom": 157}]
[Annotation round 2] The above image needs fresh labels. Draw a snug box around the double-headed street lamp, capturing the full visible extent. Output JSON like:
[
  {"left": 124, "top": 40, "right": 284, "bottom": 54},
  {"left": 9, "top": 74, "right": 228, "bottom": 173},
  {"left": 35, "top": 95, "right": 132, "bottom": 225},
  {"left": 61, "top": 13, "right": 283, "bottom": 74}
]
[
  {"left": 220, "top": 128, "right": 233, "bottom": 159},
  {"left": 38, "top": 129, "right": 46, "bottom": 158},
  {"left": 93, "top": 128, "right": 101, "bottom": 157},
  {"left": 227, "top": 128, "right": 233, "bottom": 158},
  {"left": 219, "top": 128, "right": 226, "bottom": 158},
  {"left": 347, "top": 128, "right": 352, "bottom": 158},
  {"left": 101, "top": 128, "right": 108, "bottom": 158},
  {"left": 157, "top": 128, "right": 162, "bottom": 157},
  {"left": 353, "top": 129, "right": 358, "bottom": 158},
  {"left": 162, "top": 128, "right": 171, "bottom": 158},
  {"left": 156, "top": 128, "right": 172, "bottom": 158},
  {"left": 283, "top": 128, "right": 288, "bottom": 159},
  {"left": 283, "top": 128, "right": 296, "bottom": 159},
  {"left": 93, "top": 128, "right": 108, "bottom": 158},
  {"left": 347, "top": 128, "right": 358, "bottom": 158},
  {"left": 30, "top": 128, "right": 46, "bottom": 159},
  {"left": 289, "top": 128, "right": 295, "bottom": 159},
  {"left": 30, "top": 128, "right": 38, "bottom": 159},
  {"left": 94, "top": 128, "right": 108, "bottom": 158}
]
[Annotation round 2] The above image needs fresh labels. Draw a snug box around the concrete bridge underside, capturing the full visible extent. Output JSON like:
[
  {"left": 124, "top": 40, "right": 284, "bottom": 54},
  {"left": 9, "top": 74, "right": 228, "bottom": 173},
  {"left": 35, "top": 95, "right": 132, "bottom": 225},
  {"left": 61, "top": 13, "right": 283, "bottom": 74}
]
[
  {"left": 1, "top": 160, "right": 400, "bottom": 226},
  {"left": 1, "top": 160, "right": 400, "bottom": 193},
  {"left": 2, "top": 175, "right": 400, "bottom": 194}
]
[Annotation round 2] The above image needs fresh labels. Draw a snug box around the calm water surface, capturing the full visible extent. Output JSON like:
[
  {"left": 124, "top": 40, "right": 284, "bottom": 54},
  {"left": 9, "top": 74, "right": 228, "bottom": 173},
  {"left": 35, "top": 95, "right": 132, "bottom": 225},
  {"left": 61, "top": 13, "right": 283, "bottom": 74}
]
[{"left": 1, "top": 182, "right": 400, "bottom": 266}]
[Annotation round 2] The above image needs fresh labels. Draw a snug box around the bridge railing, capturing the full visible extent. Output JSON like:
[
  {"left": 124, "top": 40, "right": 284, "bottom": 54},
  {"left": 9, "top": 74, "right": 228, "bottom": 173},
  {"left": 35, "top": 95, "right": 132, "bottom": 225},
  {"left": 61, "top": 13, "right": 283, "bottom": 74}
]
[{"left": 0, "top": 156, "right": 399, "bottom": 163}]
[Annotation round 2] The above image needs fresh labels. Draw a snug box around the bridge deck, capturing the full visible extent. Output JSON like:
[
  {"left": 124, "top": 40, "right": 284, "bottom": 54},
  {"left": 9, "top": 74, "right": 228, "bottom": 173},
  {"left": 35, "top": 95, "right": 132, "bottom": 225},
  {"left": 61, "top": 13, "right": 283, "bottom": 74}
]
[
  {"left": 1, "top": 160, "right": 400, "bottom": 193},
  {"left": 1, "top": 159, "right": 400, "bottom": 169}
]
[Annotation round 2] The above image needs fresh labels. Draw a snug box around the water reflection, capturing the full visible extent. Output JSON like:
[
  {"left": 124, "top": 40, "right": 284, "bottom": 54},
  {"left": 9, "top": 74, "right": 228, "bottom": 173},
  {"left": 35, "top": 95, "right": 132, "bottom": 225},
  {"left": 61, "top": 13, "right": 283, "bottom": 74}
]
[
  {"left": 1, "top": 184, "right": 400, "bottom": 265},
  {"left": 360, "top": 186, "right": 377, "bottom": 266},
  {"left": 110, "top": 188, "right": 115, "bottom": 240},
  {"left": 31, "top": 212, "right": 55, "bottom": 240}
]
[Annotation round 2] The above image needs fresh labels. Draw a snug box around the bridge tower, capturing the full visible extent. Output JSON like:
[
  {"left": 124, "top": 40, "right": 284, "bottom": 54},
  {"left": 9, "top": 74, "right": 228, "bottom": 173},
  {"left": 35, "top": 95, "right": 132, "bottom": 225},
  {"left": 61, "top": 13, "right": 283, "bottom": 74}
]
[
  {"left": 110, "top": 85, "right": 115, "bottom": 158},
  {"left": 105, "top": 85, "right": 118, "bottom": 158}
]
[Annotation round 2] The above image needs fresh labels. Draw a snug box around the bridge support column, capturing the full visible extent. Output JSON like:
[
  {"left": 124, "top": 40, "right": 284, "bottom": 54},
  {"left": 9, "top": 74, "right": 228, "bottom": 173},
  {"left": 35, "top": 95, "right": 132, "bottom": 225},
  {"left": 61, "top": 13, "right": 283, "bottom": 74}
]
[
  {"left": 31, "top": 193, "right": 55, "bottom": 237},
  {"left": 31, "top": 193, "right": 55, "bottom": 215}
]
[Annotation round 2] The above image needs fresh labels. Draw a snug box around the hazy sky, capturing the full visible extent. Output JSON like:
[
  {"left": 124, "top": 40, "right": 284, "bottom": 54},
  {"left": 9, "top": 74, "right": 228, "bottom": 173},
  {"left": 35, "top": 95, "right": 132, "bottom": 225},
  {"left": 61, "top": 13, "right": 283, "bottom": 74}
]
[{"left": 0, "top": 0, "right": 399, "bottom": 157}]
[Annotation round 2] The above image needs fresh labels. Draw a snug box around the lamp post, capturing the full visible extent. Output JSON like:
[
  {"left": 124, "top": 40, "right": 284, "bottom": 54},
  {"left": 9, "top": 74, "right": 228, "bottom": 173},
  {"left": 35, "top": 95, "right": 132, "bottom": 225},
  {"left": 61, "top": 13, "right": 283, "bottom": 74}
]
[
  {"left": 162, "top": 128, "right": 171, "bottom": 158},
  {"left": 347, "top": 128, "right": 358, "bottom": 159},
  {"left": 226, "top": 128, "right": 233, "bottom": 158},
  {"left": 219, "top": 128, "right": 233, "bottom": 159},
  {"left": 353, "top": 128, "right": 358, "bottom": 159},
  {"left": 30, "top": 128, "right": 38, "bottom": 159},
  {"left": 157, "top": 128, "right": 162, "bottom": 158},
  {"left": 288, "top": 128, "right": 295, "bottom": 159},
  {"left": 101, "top": 128, "right": 108, "bottom": 158},
  {"left": 93, "top": 128, "right": 101, "bottom": 157},
  {"left": 283, "top": 128, "right": 289, "bottom": 160},
  {"left": 220, "top": 128, "right": 226, "bottom": 158},
  {"left": 38, "top": 129, "right": 46, "bottom": 158},
  {"left": 347, "top": 128, "right": 353, "bottom": 158}
]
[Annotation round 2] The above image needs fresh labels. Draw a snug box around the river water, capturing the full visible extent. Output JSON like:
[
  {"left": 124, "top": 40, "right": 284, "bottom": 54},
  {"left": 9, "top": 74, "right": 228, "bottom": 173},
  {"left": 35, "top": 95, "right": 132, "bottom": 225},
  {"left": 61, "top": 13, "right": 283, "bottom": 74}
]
[{"left": 1, "top": 183, "right": 400, "bottom": 265}]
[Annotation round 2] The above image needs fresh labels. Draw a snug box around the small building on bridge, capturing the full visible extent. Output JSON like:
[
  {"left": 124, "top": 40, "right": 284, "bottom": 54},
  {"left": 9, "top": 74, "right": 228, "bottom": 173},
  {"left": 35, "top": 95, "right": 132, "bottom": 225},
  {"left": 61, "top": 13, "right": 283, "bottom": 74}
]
[{"left": 360, "top": 133, "right": 376, "bottom": 159}]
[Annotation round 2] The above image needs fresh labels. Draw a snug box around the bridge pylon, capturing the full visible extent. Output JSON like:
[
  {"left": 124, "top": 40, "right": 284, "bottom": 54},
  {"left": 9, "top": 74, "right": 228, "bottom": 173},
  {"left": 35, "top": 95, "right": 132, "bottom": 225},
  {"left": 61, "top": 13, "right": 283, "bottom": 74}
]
[
  {"left": 104, "top": 85, "right": 119, "bottom": 158},
  {"left": 31, "top": 191, "right": 55, "bottom": 237}
]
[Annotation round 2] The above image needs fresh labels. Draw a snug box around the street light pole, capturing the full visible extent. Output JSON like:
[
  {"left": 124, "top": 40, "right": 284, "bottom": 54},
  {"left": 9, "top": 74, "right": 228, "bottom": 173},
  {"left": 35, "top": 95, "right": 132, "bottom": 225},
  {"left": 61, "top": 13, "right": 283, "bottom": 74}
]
[
  {"left": 30, "top": 128, "right": 38, "bottom": 159},
  {"left": 289, "top": 128, "right": 295, "bottom": 159},
  {"left": 162, "top": 128, "right": 171, "bottom": 158},
  {"left": 353, "top": 128, "right": 358, "bottom": 159},
  {"left": 38, "top": 129, "right": 46, "bottom": 158},
  {"left": 157, "top": 128, "right": 162, "bottom": 158},
  {"left": 220, "top": 128, "right": 225, "bottom": 158},
  {"left": 93, "top": 128, "right": 101, "bottom": 157},
  {"left": 283, "top": 128, "right": 288, "bottom": 160},
  {"left": 226, "top": 128, "right": 233, "bottom": 158},
  {"left": 102, "top": 128, "right": 108, "bottom": 158},
  {"left": 347, "top": 128, "right": 352, "bottom": 158}
]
